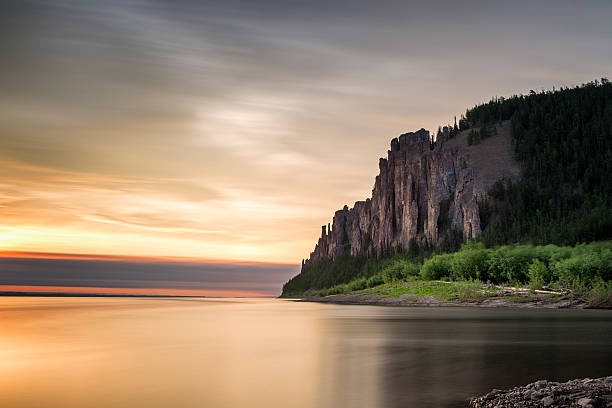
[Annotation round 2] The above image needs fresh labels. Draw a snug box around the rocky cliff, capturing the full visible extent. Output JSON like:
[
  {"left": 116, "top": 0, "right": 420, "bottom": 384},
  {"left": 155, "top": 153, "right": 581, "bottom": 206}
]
[{"left": 303, "top": 122, "right": 520, "bottom": 267}]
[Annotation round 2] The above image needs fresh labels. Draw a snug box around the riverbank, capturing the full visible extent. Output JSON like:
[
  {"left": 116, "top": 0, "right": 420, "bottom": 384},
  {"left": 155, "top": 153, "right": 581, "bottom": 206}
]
[
  {"left": 297, "top": 280, "right": 603, "bottom": 308},
  {"left": 470, "top": 377, "right": 612, "bottom": 407}
]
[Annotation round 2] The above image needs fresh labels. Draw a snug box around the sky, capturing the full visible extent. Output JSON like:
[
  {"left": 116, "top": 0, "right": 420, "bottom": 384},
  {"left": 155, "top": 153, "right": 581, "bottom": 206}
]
[{"left": 0, "top": 0, "right": 610, "bottom": 295}]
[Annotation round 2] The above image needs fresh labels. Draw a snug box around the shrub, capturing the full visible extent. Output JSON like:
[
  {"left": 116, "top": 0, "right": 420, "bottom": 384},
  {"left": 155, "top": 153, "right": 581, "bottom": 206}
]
[
  {"left": 366, "top": 274, "right": 384, "bottom": 288},
  {"left": 403, "top": 262, "right": 421, "bottom": 277},
  {"left": 382, "top": 259, "right": 419, "bottom": 282},
  {"left": 421, "top": 254, "right": 453, "bottom": 280},
  {"left": 455, "top": 280, "right": 487, "bottom": 302},
  {"left": 588, "top": 278, "right": 612, "bottom": 307},
  {"left": 547, "top": 245, "right": 572, "bottom": 263},
  {"left": 322, "top": 284, "right": 347, "bottom": 296},
  {"left": 528, "top": 259, "right": 549, "bottom": 290},
  {"left": 348, "top": 278, "right": 367, "bottom": 292},
  {"left": 382, "top": 263, "right": 404, "bottom": 283},
  {"left": 487, "top": 245, "right": 534, "bottom": 283},
  {"left": 367, "top": 274, "right": 385, "bottom": 288},
  {"left": 450, "top": 249, "right": 490, "bottom": 281},
  {"left": 552, "top": 248, "right": 612, "bottom": 289}
]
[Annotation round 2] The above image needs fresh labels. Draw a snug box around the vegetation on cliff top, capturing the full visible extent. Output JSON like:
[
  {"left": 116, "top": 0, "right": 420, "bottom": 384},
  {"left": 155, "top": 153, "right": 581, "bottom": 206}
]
[{"left": 472, "top": 79, "right": 611, "bottom": 246}]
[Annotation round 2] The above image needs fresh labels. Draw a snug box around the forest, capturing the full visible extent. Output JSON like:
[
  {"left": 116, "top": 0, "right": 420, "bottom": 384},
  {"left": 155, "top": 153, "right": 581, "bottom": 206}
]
[{"left": 469, "top": 79, "right": 611, "bottom": 246}]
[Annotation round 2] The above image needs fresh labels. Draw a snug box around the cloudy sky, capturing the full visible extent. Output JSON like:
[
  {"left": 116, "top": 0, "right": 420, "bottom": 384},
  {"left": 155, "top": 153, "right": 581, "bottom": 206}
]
[{"left": 0, "top": 0, "right": 610, "bottom": 295}]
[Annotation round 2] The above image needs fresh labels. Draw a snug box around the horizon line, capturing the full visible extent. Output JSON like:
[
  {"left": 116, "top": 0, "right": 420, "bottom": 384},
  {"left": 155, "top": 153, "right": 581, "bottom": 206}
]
[
  {"left": 0, "top": 284, "right": 274, "bottom": 298},
  {"left": 0, "top": 250, "right": 298, "bottom": 267}
]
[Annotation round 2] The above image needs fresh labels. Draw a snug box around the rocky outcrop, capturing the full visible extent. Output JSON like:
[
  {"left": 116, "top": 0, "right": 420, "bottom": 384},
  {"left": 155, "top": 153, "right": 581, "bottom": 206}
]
[
  {"left": 470, "top": 377, "right": 612, "bottom": 408},
  {"left": 303, "top": 122, "right": 520, "bottom": 267}
]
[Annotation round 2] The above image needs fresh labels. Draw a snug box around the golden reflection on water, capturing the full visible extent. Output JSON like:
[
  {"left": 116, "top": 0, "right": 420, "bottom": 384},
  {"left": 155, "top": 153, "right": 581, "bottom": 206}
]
[
  {"left": 1, "top": 297, "right": 611, "bottom": 408},
  {"left": 0, "top": 298, "right": 328, "bottom": 408}
]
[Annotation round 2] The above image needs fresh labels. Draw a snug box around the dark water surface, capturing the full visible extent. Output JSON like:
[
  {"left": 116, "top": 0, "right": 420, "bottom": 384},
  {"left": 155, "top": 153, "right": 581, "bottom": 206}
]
[{"left": 1, "top": 297, "right": 611, "bottom": 407}]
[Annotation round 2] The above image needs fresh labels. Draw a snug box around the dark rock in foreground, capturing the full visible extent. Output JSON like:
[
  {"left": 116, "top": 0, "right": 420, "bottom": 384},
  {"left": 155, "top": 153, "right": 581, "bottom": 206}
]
[{"left": 470, "top": 377, "right": 612, "bottom": 407}]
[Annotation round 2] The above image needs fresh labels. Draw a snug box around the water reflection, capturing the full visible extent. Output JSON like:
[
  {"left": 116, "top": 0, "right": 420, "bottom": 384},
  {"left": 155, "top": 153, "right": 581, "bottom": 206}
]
[
  {"left": 0, "top": 298, "right": 610, "bottom": 408},
  {"left": 317, "top": 307, "right": 612, "bottom": 407}
]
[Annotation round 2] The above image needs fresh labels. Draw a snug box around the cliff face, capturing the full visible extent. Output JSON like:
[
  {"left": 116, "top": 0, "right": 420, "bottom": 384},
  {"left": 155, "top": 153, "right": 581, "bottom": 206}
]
[{"left": 304, "top": 122, "right": 519, "bottom": 267}]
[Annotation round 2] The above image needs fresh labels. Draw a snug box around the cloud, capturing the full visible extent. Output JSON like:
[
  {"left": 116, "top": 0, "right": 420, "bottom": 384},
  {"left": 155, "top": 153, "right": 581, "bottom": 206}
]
[{"left": 0, "top": 0, "right": 611, "bottom": 269}]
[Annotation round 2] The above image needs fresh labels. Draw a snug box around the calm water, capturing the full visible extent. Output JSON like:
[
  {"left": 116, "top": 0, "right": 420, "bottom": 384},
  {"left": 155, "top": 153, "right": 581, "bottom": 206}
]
[{"left": 1, "top": 297, "right": 611, "bottom": 408}]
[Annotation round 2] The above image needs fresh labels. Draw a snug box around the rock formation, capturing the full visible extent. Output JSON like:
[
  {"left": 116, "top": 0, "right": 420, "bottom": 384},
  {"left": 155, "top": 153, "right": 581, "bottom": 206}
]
[{"left": 304, "top": 122, "right": 520, "bottom": 267}]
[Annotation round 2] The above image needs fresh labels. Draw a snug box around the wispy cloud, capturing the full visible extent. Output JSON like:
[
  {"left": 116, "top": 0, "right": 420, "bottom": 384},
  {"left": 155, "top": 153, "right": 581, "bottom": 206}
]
[{"left": 1, "top": 0, "right": 611, "bottom": 269}]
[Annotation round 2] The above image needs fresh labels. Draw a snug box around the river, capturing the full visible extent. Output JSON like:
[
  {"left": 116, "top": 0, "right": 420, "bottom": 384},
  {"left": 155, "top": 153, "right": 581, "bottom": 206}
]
[{"left": 1, "top": 297, "right": 610, "bottom": 407}]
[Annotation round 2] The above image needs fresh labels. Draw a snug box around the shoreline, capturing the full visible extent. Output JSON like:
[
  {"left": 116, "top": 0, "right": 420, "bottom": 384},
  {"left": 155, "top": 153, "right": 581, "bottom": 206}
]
[
  {"left": 299, "top": 295, "right": 587, "bottom": 309},
  {"left": 295, "top": 290, "right": 595, "bottom": 309},
  {"left": 286, "top": 279, "right": 612, "bottom": 309}
]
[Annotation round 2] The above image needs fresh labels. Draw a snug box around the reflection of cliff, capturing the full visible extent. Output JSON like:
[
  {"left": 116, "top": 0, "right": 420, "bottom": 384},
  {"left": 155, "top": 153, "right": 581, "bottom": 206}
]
[{"left": 304, "top": 122, "right": 519, "bottom": 267}]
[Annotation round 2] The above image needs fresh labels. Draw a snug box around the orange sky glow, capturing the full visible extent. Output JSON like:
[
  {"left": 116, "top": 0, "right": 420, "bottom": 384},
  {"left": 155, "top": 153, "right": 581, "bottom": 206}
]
[{"left": 0, "top": 250, "right": 292, "bottom": 266}]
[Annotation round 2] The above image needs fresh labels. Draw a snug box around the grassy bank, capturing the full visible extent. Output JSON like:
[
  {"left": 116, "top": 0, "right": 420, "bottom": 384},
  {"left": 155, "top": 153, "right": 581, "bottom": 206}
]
[
  {"left": 308, "top": 279, "right": 580, "bottom": 308},
  {"left": 284, "top": 241, "right": 612, "bottom": 308}
]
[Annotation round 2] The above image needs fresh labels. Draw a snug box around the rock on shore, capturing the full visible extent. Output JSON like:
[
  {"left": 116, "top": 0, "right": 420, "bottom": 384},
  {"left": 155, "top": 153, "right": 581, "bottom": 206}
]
[{"left": 470, "top": 377, "right": 612, "bottom": 407}]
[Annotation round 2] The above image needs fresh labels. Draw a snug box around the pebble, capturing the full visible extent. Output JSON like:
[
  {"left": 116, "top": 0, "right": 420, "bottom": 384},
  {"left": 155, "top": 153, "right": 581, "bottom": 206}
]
[
  {"left": 469, "top": 376, "right": 612, "bottom": 408},
  {"left": 534, "top": 380, "right": 548, "bottom": 389},
  {"left": 578, "top": 397, "right": 595, "bottom": 407},
  {"left": 530, "top": 390, "right": 542, "bottom": 400}
]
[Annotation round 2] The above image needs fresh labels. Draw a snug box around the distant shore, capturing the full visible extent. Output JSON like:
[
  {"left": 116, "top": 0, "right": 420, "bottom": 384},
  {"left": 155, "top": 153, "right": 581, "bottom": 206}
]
[{"left": 0, "top": 291, "right": 208, "bottom": 298}]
